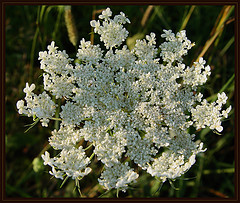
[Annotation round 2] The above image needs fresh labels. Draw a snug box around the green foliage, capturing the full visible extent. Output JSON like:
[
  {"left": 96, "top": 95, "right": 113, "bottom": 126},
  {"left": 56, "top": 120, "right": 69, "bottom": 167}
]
[{"left": 5, "top": 5, "right": 234, "bottom": 198}]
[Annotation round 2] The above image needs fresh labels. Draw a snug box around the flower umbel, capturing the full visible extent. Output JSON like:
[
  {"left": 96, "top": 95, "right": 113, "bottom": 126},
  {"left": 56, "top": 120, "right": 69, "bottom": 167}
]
[{"left": 16, "top": 8, "right": 231, "bottom": 194}]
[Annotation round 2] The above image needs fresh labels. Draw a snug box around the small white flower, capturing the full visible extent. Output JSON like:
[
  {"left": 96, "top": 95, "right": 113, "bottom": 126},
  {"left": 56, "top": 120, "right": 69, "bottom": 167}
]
[
  {"left": 120, "top": 12, "right": 130, "bottom": 23},
  {"left": 41, "top": 151, "right": 53, "bottom": 166},
  {"left": 47, "top": 41, "right": 57, "bottom": 54},
  {"left": 161, "top": 29, "right": 175, "bottom": 41},
  {"left": 49, "top": 166, "right": 64, "bottom": 180},
  {"left": 216, "top": 125, "right": 223, "bottom": 132},
  {"left": 90, "top": 20, "right": 100, "bottom": 29},
  {"left": 99, "top": 7, "right": 112, "bottom": 19},
  {"left": 198, "top": 57, "right": 206, "bottom": 65},
  {"left": 146, "top": 32, "right": 156, "bottom": 45},
  {"left": 16, "top": 100, "right": 25, "bottom": 114},
  {"left": 205, "top": 65, "right": 211, "bottom": 72},
  {"left": 23, "top": 83, "right": 35, "bottom": 95},
  {"left": 176, "top": 30, "right": 186, "bottom": 41},
  {"left": 217, "top": 92, "right": 228, "bottom": 105},
  {"left": 38, "top": 51, "right": 47, "bottom": 60},
  {"left": 90, "top": 20, "right": 96, "bottom": 27},
  {"left": 222, "top": 106, "right": 232, "bottom": 118}
]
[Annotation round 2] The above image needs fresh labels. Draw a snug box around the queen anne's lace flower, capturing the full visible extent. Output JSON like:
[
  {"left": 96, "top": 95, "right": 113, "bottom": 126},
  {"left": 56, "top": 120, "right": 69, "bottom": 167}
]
[{"left": 16, "top": 8, "right": 231, "bottom": 193}]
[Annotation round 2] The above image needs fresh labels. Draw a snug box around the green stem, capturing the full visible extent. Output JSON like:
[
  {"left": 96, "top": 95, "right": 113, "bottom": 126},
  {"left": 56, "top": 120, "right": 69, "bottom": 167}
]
[
  {"left": 89, "top": 152, "right": 95, "bottom": 161},
  {"left": 51, "top": 117, "right": 62, "bottom": 121},
  {"left": 116, "top": 188, "right": 119, "bottom": 198},
  {"left": 179, "top": 6, "right": 196, "bottom": 31},
  {"left": 206, "top": 73, "right": 234, "bottom": 102},
  {"left": 53, "top": 99, "right": 61, "bottom": 130},
  {"left": 52, "top": 6, "right": 64, "bottom": 40},
  {"left": 75, "top": 178, "right": 83, "bottom": 197},
  {"left": 192, "top": 154, "right": 204, "bottom": 196},
  {"left": 60, "top": 176, "right": 69, "bottom": 188},
  {"left": 84, "top": 143, "right": 93, "bottom": 151},
  {"left": 30, "top": 27, "right": 39, "bottom": 83},
  {"left": 203, "top": 168, "right": 234, "bottom": 175}
]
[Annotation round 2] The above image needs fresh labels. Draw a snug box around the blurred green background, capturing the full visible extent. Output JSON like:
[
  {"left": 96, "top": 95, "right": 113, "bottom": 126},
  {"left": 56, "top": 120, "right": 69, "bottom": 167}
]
[{"left": 5, "top": 5, "right": 235, "bottom": 198}]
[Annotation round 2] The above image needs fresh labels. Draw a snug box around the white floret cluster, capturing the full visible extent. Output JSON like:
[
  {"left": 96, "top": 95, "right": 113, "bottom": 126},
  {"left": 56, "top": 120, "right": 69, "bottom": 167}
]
[
  {"left": 16, "top": 83, "right": 56, "bottom": 127},
  {"left": 16, "top": 8, "right": 231, "bottom": 193}
]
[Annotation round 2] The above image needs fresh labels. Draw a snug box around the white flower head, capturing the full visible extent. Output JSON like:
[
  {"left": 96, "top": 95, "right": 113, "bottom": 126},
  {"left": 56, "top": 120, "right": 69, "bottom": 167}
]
[
  {"left": 16, "top": 8, "right": 231, "bottom": 195},
  {"left": 91, "top": 8, "right": 129, "bottom": 49}
]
